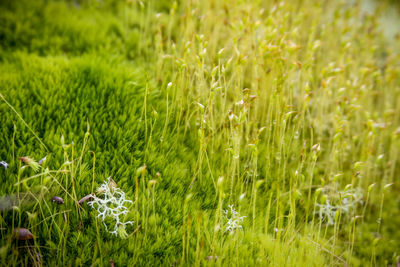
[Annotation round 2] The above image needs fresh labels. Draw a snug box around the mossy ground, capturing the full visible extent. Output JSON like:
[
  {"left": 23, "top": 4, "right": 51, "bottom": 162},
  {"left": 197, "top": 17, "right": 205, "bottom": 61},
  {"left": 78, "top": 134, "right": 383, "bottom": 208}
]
[{"left": 0, "top": 0, "right": 399, "bottom": 266}]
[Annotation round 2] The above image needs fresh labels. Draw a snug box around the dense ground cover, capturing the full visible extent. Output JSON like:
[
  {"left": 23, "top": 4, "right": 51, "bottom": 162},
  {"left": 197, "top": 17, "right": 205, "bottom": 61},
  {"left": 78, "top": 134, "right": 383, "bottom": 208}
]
[{"left": 0, "top": 0, "right": 399, "bottom": 266}]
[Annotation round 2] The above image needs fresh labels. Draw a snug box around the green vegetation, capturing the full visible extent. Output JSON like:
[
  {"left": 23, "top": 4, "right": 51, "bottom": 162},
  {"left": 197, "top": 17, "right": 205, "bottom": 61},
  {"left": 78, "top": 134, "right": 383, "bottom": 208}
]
[{"left": 0, "top": 0, "right": 399, "bottom": 266}]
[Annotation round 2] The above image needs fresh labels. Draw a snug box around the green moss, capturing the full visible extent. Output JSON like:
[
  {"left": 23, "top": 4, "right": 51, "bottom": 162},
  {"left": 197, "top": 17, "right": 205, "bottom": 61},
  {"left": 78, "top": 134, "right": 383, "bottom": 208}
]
[{"left": 0, "top": 0, "right": 399, "bottom": 266}]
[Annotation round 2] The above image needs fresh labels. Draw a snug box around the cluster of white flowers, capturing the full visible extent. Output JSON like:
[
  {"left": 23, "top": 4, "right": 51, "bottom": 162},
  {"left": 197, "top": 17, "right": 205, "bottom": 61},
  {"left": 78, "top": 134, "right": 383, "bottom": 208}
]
[
  {"left": 224, "top": 205, "right": 246, "bottom": 232},
  {"left": 88, "top": 177, "right": 133, "bottom": 236},
  {"left": 316, "top": 187, "right": 363, "bottom": 225}
]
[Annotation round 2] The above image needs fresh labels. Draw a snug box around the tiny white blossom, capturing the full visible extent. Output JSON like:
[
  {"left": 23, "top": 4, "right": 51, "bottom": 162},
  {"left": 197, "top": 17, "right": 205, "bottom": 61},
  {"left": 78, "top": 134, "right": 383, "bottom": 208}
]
[
  {"left": 38, "top": 156, "right": 47, "bottom": 165},
  {"left": 0, "top": 161, "right": 8, "bottom": 170},
  {"left": 88, "top": 177, "right": 134, "bottom": 237},
  {"left": 224, "top": 205, "right": 245, "bottom": 232},
  {"left": 316, "top": 187, "right": 363, "bottom": 225}
]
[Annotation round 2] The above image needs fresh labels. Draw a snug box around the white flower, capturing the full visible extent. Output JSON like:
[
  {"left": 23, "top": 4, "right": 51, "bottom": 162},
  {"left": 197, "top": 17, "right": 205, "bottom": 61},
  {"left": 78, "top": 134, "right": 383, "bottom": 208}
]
[
  {"left": 88, "top": 177, "right": 134, "bottom": 237},
  {"left": 316, "top": 187, "right": 363, "bottom": 225},
  {"left": 38, "top": 156, "right": 47, "bottom": 165},
  {"left": 224, "top": 205, "right": 246, "bottom": 232},
  {"left": 0, "top": 161, "right": 8, "bottom": 170}
]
